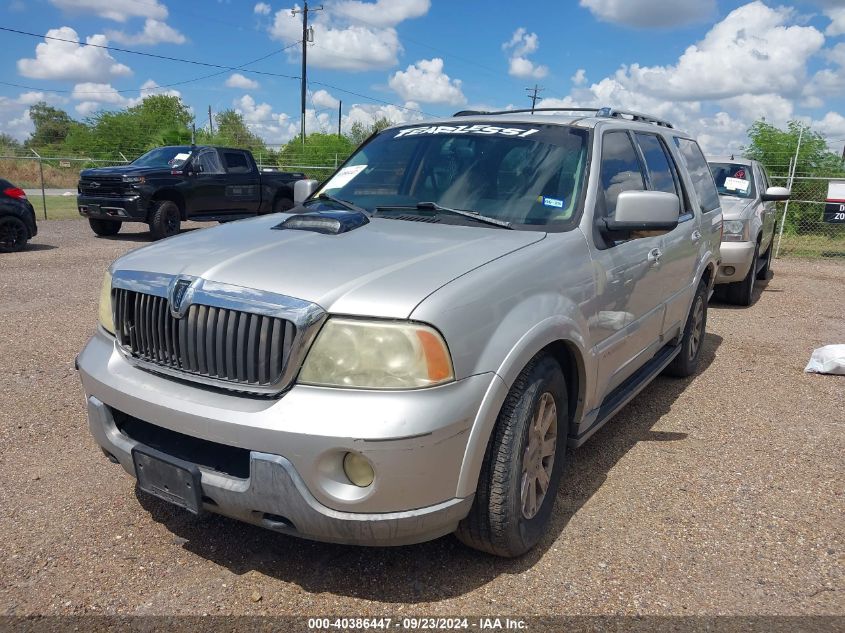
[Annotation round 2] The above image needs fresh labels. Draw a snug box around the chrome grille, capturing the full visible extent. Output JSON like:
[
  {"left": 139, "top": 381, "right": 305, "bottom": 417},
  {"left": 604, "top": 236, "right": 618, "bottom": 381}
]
[{"left": 113, "top": 288, "right": 295, "bottom": 389}]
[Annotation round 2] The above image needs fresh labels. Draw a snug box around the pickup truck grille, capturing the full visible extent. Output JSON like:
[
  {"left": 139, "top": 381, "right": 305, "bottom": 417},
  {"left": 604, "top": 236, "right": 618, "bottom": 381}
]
[
  {"left": 113, "top": 288, "right": 295, "bottom": 390},
  {"left": 79, "top": 176, "right": 126, "bottom": 197}
]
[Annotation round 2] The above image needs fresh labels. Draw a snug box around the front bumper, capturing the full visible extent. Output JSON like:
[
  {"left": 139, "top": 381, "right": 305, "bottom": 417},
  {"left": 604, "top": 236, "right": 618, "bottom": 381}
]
[
  {"left": 77, "top": 194, "right": 147, "bottom": 221},
  {"left": 715, "top": 241, "right": 756, "bottom": 283},
  {"left": 78, "top": 329, "right": 488, "bottom": 546}
]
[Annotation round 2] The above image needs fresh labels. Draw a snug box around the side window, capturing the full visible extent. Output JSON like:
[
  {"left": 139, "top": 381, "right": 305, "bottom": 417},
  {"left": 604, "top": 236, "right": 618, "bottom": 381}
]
[
  {"left": 600, "top": 131, "right": 646, "bottom": 217},
  {"left": 673, "top": 137, "right": 720, "bottom": 212},
  {"left": 195, "top": 149, "right": 224, "bottom": 174},
  {"left": 223, "top": 151, "right": 251, "bottom": 174},
  {"left": 635, "top": 133, "right": 679, "bottom": 197}
]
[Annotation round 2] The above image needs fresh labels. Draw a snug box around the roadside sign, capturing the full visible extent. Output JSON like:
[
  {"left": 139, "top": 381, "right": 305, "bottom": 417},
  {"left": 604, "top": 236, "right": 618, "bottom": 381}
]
[
  {"left": 824, "top": 180, "right": 845, "bottom": 223},
  {"left": 59, "top": 160, "right": 71, "bottom": 168}
]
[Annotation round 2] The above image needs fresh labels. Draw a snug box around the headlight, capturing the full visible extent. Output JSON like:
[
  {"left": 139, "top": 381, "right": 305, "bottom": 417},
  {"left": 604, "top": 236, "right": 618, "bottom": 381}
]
[
  {"left": 98, "top": 270, "right": 115, "bottom": 334},
  {"left": 299, "top": 319, "right": 454, "bottom": 389},
  {"left": 123, "top": 175, "right": 145, "bottom": 184},
  {"left": 722, "top": 219, "right": 748, "bottom": 242}
]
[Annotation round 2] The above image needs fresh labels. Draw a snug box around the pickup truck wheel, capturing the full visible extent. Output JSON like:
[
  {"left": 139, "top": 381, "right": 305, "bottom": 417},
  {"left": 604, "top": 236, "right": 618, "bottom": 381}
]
[
  {"left": 756, "top": 242, "right": 772, "bottom": 281},
  {"left": 0, "top": 216, "right": 29, "bottom": 252},
  {"left": 456, "top": 355, "right": 567, "bottom": 557},
  {"left": 725, "top": 243, "right": 758, "bottom": 306},
  {"left": 88, "top": 218, "right": 121, "bottom": 237},
  {"left": 664, "top": 280, "right": 708, "bottom": 377},
  {"left": 149, "top": 200, "right": 181, "bottom": 240}
]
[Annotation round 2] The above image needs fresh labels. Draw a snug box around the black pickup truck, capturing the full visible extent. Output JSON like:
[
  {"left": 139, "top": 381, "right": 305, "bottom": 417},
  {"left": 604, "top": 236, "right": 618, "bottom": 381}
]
[{"left": 77, "top": 145, "right": 305, "bottom": 239}]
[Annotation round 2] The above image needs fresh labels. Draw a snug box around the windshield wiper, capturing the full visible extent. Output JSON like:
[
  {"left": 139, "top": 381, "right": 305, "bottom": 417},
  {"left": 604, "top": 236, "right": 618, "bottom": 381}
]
[
  {"left": 306, "top": 193, "right": 371, "bottom": 216},
  {"left": 374, "top": 202, "right": 513, "bottom": 229}
]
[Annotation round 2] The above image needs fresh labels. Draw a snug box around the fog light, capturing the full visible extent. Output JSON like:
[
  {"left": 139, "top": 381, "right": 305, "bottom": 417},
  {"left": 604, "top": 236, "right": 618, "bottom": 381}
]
[
  {"left": 723, "top": 265, "right": 735, "bottom": 276},
  {"left": 342, "top": 452, "right": 374, "bottom": 487}
]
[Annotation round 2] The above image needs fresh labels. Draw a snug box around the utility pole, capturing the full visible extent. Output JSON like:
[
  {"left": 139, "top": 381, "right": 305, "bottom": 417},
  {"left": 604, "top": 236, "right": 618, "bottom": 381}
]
[
  {"left": 525, "top": 85, "right": 544, "bottom": 113},
  {"left": 208, "top": 105, "right": 214, "bottom": 136},
  {"left": 291, "top": 2, "right": 323, "bottom": 146},
  {"left": 337, "top": 99, "right": 342, "bottom": 137}
]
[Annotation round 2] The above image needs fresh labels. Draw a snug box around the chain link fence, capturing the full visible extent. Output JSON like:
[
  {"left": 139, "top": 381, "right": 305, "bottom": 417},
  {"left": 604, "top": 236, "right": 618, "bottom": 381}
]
[{"left": 769, "top": 175, "right": 845, "bottom": 259}]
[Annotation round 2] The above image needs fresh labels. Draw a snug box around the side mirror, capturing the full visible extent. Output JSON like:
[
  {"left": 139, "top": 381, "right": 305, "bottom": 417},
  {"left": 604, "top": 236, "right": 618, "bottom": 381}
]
[
  {"left": 294, "top": 179, "right": 319, "bottom": 204},
  {"left": 599, "top": 191, "right": 680, "bottom": 238},
  {"left": 761, "top": 186, "right": 790, "bottom": 202}
]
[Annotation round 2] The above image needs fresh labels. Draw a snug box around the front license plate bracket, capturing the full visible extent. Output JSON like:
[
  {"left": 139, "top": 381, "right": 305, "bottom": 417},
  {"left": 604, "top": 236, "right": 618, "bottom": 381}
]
[{"left": 132, "top": 446, "right": 204, "bottom": 515}]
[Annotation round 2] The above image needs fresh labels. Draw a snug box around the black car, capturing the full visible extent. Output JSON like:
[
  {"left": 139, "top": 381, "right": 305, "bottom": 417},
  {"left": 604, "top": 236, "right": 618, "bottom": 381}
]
[
  {"left": 0, "top": 178, "right": 38, "bottom": 253},
  {"left": 77, "top": 146, "right": 306, "bottom": 240}
]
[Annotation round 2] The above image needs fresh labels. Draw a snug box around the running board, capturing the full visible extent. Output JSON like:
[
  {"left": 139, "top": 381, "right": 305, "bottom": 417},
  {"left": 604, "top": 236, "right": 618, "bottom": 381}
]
[{"left": 569, "top": 343, "right": 681, "bottom": 448}]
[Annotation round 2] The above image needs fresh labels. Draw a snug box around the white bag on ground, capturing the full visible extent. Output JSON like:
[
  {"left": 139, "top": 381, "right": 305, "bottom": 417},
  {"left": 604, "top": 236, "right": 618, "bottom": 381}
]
[{"left": 804, "top": 345, "right": 845, "bottom": 375}]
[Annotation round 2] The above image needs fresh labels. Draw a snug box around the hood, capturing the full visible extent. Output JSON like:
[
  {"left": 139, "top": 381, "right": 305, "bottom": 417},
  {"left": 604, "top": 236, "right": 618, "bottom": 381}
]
[
  {"left": 113, "top": 215, "right": 546, "bottom": 318},
  {"left": 80, "top": 165, "right": 163, "bottom": 178},
  {"left": 718, "top": 195, "right": 754, "bottom": 219}
]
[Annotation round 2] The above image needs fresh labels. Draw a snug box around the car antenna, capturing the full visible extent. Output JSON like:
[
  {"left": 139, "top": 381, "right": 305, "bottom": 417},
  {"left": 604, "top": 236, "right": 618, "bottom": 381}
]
[{"left": 730, "top": 153, "right": 734, "bottom": 160}]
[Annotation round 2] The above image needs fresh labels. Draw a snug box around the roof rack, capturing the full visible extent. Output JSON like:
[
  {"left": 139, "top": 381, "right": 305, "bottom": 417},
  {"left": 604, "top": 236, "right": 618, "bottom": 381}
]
[{"left": 451, "top": 106, "right": 674, "bottom": 129}]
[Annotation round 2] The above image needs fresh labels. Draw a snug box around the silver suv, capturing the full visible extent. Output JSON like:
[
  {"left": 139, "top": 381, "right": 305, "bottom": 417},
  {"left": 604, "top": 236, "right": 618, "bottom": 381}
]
[
  {"left": 78, "top": 107, "right": 721, "bottom": 557},
  {"left": 708, "top": 156, "right": 790, "bottom": 305}
]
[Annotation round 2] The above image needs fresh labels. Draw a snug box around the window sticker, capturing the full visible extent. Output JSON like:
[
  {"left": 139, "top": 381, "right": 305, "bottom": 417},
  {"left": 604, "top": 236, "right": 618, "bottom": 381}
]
[
  {"left": 169, "top": 153, "right": 191, "bottom": 165},
  {"left": 323, "top": 164, "right": 367, "bottom": 190},
  {"left": 539, "top": 196, "right": 565, "bottom": 208},
  {"left": 393, "top": 125, "right": 539, "bottom": 139},
  {"left": 724, "top": 177, "right": 750, "bottom": 192}
]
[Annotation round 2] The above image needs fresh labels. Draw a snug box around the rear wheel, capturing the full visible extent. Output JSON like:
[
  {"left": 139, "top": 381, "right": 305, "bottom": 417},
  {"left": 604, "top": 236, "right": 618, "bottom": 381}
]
[
  {"left": 149, "top": 200, "right": 181, "bottom": 240},
  {"left": 455, "top": 355, "right": 568, "bottom": 557},
  {"left": 664, "top": 279, "right": 708, "bottom": 378},
  {"left": 88, "top": 218, "right": 121, "bottom": 236},
  {"left": 0, "top": 216, "right": 29, "bottom": 252}
]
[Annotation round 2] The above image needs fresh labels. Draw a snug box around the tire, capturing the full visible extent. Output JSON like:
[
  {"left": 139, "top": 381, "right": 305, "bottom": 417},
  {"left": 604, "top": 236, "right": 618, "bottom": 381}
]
[
  {"left": 664, "top": 279, "right": 708, "bottom": 378},
  {"left": 756, "top": 242, "right": 772, "bottom": 281},
  {"left": 0, "top": 215, "right": 29, "bottom": 253},
  {"left": 88, "top": 218, "right": 121, "bottom": 236},
  {"left": 149, "top": 200, "right": 181, "bottom": 240},
  {"left": 274, "top": 197, "right": 294, "bottom": 213},
  {"left": 725, "top": 243, "right": 758, "bottom": 306},
  {"left": 456, "top": 355, "right": 568, "bottom": 557}
]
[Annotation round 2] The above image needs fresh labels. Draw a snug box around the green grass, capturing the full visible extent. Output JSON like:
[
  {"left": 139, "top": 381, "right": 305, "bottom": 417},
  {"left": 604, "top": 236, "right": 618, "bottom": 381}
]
[
  {"left": 775, "top": 233, "right": 845, "bottom": 259},
  {"left": 30, "top": 195, "right": 83, "bottom": 220}
]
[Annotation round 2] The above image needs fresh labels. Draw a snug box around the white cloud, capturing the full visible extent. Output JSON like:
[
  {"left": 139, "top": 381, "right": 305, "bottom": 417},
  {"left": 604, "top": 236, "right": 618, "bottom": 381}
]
[
  {"left": 234, "top": 94, "right": 298, "bottom": 144},
  {"left": 605, "top": 3, "right": 825, "bottom": 102},
  {"left": 107, "top": 19, "right": 186, "bottom": 46},
  {"left": 270, "top": 1, "right": 425, "bottom": 71},
  {"left": 72, "top": 82, "right": 127, "bottom": 105},
  {"left": 571, "top": 69, "right": 587, "bottom": 86},
  {"left": 341, "top": 101, "right": 423, "bottom": 134},
  {"left": 311, "top": 89, "right": 339, "bottom": 109},
  {"left": 817, "top": 2, "right": 845, "bottom": 36},
  {"left": 71, "top": 80, "right": 181, "bottom": 116},
  {"left": 813, "top": 111, "right": 845, "bottom": 140},
  {"left": 138, "top": 79, "right": 181, "bottom": 99},
  {"left": 254, "top": 2, "right": 271, "bottom": 15},
  {"left": 49, "top": 0, "right": 167, "bottom": 22},
  {"left": 580, "top": 0, "right": 716, "bottom": 28},
  {"left": 332, "top": 0, "right": 430, "bottom": 28},
  {"left": 388, "top": 58, "right": 465, "bottom": 105},
  {"left": 226, "top": 73, "right": 260, "bottom": 90},
  {"left": 0, "top": 106, "right": 34, "bottom": 142},
  {"left": 17, "top": 27, "right": 132, "bottom": 81},
  {"left": 502, "top": 28, "right": 548, "bottom": 79}
]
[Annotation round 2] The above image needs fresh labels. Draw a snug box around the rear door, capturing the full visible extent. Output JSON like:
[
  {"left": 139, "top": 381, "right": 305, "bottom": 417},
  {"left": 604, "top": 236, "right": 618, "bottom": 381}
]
[
  {"left": 633, "top": 132, "right": 698, "bottom": 340},
  {"left": 220, "top": 150, "right": 261, "bottom": 214}
]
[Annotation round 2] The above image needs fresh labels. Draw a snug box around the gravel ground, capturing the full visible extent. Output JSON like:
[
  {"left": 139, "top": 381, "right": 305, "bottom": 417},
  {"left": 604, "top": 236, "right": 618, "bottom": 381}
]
[{"left": 0, "top": 219, "right": 842, "bottom": 618}]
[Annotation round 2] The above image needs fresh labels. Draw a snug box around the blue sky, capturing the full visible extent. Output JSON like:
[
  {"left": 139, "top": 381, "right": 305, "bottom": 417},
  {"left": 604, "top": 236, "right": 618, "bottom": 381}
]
[{"left": 1, "top": 0, "right": 844, "bottom": 154}]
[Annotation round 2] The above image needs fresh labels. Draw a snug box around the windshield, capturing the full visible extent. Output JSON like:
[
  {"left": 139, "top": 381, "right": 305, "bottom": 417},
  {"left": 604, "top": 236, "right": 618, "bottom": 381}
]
[
  {"left": 709, "top": 162, "right": 756, "bottom": 199},
  {"left": 132, "top": 146, "right": 193, "bottom": 169},
  {"left": 318, "top": 123, "right": 589, "bottom": 230}
]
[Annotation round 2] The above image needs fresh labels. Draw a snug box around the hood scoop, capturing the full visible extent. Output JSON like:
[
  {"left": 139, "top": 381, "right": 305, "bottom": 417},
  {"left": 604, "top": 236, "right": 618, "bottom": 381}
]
[{"left": 273, "top": 209, "right": 369, "bottom": 235}]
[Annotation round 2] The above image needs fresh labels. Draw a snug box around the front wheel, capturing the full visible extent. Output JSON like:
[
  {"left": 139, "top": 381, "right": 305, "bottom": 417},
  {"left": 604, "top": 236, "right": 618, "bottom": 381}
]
[
  {"left": 725, "top": 243, "right": 758, "bottom": 306},
  {"left": 456, "top": 355, "right": 568, "bottom": 557},
  {"left": 0, "top": 216, "right": 29, "bottom": 252},
  {"left": 149, "top": 200, "right": 181, "bottom": 240},
  {"left": 664, "top": 279, "right": 708, "bottom": 377},
  {"left": 756, "top": 242, "right": 772, "bottom": 280},
  {"left": 88, "top": 218, "right": 121, "bottom": 237}
]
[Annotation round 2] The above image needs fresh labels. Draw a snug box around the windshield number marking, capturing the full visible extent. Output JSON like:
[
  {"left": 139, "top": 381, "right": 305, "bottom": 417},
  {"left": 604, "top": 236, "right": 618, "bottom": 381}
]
[{"left": 394, "top": 125, "right": 539, "bottom": 139}]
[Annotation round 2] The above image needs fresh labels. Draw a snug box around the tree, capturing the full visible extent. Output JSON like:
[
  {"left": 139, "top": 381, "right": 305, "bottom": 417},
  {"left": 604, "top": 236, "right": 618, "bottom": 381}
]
[
  {"left": 0, "top": 133, "right": 21, "bottom": 152},
  {"left": 208, "top": 110, "right": 266, "bottom": 153},
  {"left": 26, "top": 102, "right": 80, "bottom": 149},
  {"left": 347, "top": 117, "right": 393, "bottom": 147},
  {"left": 744, "top": 120, "right": 845, "bottom": 177},
  {"left": 277, "top": 133, "right": 354, "bottom": 174}
]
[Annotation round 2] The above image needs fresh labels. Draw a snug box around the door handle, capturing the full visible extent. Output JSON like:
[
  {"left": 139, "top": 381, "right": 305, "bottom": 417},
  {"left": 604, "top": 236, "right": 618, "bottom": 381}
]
[
  {"left": 647, "top": 248, "right": 662, "bottom": 264},
  {"left": 691, "top": 230, "right": 702, "bottom": 243}
]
